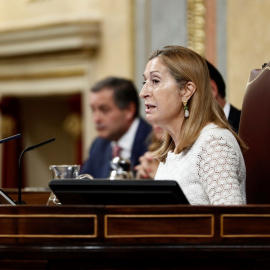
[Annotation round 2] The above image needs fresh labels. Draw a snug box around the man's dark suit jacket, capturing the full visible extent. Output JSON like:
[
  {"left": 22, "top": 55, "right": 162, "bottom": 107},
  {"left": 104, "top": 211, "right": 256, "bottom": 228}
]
[
  {"left": 80, "top": 118, "right": 152, "bottom": 178},
  {"left": 228, "top": 104, "right": 241, "bottom": 133}
]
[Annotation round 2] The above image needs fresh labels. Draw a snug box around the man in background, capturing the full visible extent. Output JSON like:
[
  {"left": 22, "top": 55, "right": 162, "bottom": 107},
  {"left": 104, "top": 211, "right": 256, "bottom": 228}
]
[
  {"left": 206, "top": 60, "right": 241, "bottom": 133},
  {"left": 80, "top": 77, "right": 152, "bottom": 178}
]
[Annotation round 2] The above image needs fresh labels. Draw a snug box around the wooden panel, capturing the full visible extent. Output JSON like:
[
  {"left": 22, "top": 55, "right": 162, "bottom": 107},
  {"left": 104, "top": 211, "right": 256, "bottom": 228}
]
[
  {"left": 105, "top": 214, "right": 214, "bottom": 238},
  {"left": 221, "top": 214, "right": 270, "bottom": 237},
  {"left": 1, "top": 205, "right": 270, "bottom": 269},
  {"left": 0, "top": 214, "right": 97, "bottom": 238}
]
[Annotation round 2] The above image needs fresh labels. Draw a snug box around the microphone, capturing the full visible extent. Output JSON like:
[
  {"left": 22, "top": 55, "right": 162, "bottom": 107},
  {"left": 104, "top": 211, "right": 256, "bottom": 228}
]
[
  {"left": 0, "top": 133, "right": 21, "bottom": 144},
  {"left": 17, "top": 137, "right": 55, "bottom": 204}
]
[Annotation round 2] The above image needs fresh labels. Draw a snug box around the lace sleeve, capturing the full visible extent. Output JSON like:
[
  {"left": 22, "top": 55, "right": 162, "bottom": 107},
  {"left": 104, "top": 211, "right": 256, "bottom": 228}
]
[{"left": 199, "top": 135, "right": 245, "bottom": 205}]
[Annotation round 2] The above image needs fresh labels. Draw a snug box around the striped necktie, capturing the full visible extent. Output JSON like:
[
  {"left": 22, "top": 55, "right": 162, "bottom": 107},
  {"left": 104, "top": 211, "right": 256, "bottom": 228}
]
[{"left": 112, "top": 144, "right": 122, "bottom": 158}]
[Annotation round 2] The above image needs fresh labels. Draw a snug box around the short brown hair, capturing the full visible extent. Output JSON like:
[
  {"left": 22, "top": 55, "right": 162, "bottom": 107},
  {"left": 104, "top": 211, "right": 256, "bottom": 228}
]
[{"left": 91, "top": 77, "right": 140, "bottom": 118}]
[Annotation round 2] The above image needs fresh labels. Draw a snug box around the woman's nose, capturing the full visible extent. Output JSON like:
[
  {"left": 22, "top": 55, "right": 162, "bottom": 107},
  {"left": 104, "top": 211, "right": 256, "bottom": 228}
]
[{"left": 140, "top": 84, "right": 150, "bottom": 99}]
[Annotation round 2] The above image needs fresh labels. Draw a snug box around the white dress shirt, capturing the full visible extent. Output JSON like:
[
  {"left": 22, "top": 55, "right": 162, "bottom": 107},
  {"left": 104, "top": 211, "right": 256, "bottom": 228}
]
[
  {"left": 223, "top": 101, "right": 230, "bottom": 119},
  {"left": 111, "top": 118, "right": 140, "bottom": 159}
]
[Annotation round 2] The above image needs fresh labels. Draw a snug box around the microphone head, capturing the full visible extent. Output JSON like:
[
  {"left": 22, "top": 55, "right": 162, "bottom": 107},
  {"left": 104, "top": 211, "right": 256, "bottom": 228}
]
[
  {"left": 0, "top": 133, "right": 21, "bottom": 144},
  {"left": 26, "top": 138, "right": 55, "bottom": 151}
]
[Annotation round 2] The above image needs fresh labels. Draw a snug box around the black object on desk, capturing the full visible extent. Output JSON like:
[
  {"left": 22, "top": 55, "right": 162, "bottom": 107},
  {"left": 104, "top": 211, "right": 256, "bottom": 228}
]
[{"left": 49, "top": 179, "right": 189, "bottom": 205}]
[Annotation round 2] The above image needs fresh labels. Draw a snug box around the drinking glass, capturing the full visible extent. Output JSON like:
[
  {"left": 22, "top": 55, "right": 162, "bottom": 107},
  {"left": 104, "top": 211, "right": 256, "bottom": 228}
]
[{"left": 46, "top": 164, "right": 81, "bottom": 205}]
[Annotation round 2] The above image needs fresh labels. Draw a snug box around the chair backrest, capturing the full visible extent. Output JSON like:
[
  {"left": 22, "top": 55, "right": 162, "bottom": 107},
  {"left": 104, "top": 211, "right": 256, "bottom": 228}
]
[{"left": 239, "top": 62, "right": 270, "bottom": 204}]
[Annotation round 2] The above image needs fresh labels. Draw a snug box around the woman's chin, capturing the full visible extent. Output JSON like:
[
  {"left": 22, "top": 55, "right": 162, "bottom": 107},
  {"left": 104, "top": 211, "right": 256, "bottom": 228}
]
[{"left": 146, "top": 115, "right": 157, "bottom": 125}]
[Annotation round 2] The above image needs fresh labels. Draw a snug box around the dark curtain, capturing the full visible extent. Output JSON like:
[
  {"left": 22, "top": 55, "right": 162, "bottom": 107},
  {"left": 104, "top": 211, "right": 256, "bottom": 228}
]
[{"left": 0, "top": 97, "right": 24, "bottom": 188}]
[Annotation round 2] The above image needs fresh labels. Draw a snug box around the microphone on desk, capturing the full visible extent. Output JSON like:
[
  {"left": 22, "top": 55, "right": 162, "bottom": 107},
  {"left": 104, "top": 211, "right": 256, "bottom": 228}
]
[
  {"left": 16, "top": 137, "right": 56, "bottom": 204},
  {"left": 0, "top": 133, "right": 21, "bottom": 144}
]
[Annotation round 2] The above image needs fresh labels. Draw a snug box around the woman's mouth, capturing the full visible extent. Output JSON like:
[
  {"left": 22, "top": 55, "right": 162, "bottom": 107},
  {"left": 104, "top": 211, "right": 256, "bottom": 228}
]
[{"left": 145, "top": 104, "right": 156, "bottom": 113}]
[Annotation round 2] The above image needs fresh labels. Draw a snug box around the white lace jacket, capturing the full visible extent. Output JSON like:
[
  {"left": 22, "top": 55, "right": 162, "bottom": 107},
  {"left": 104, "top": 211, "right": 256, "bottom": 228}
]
[{"left": 155, "top": 123, "right": 246, "bottom": 205}]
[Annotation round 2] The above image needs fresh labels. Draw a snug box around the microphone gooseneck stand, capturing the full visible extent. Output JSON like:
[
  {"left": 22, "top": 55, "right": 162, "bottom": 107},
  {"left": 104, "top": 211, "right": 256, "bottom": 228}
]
[
  {"left": 0, "top": 134, "right": 21, "bottom": 144},
  {"left": 17, "top": 138, "right": 56, "bottom": 204}
]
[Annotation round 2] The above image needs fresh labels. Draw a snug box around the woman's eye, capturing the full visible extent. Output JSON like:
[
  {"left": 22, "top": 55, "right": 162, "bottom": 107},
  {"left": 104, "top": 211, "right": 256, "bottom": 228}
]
[
  {"left": 153, "top": 79, "right": 159, "bottom": 84},
  {"left": 142, "top": 81, "right": 146, "bottom": 85}
]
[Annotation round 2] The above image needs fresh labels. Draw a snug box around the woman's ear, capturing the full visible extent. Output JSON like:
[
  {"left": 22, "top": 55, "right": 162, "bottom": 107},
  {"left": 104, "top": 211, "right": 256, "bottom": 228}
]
[{"left": 181, "top": 82, "right": 196, "bottom": 102}]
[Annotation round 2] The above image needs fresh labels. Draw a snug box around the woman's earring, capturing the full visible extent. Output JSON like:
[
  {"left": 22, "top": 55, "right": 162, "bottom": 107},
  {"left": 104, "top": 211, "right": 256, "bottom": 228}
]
[{"left": 183, "top": 101, "right": 189, "bottom": 118}]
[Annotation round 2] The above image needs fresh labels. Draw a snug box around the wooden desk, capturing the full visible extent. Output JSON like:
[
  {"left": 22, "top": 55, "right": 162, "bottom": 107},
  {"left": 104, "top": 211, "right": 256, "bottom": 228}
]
[
  {"left": 1, "top": 204, "right": 270, "bottom": 269},
  {"left": 4, "top": 188, "right": 50, "bottom": 205}
]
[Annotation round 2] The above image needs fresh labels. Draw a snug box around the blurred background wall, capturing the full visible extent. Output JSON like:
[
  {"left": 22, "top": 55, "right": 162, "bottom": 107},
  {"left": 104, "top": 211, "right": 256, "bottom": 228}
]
[{"left": 0, "top": 0, "right": 269, "bottom": 188}]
